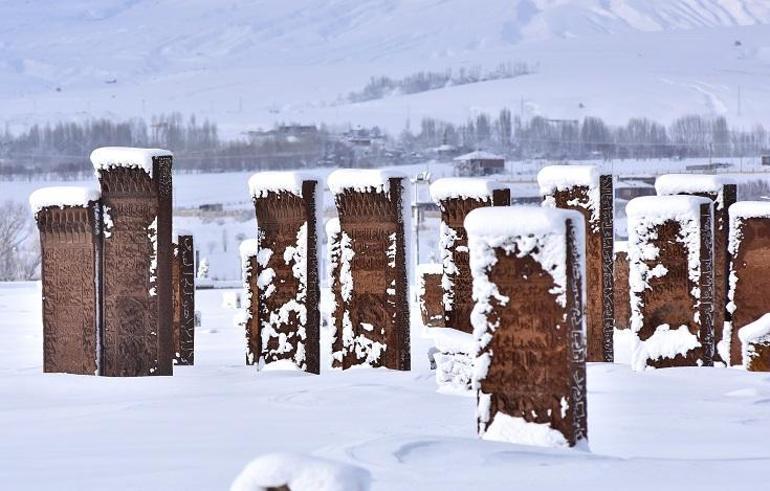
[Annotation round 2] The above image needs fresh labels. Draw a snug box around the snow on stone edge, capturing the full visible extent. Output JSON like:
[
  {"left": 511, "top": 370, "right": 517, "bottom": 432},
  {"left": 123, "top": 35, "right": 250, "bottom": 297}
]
[
  {"left": 230, "top": 452, "right": 371, "bottom": 491},
  {"left": 327, "top": 168, "right": 406, "bottom": 195},
  {"left": 738, "top": 313, "right": 770, "bottom": 369},
  {"left": 536, "top": 164, "right": 598, "bottom": 195},
  {"left": 429, "top": 177, "right": 508, "bottom": 203},
  {"left": 90, "top": 146, "right": 172, "bottom": 177},
  {"left": 655, "top": 174, "right": 736, "bottom": 196},
  {"left": 248, "top": 171, "right": 320, "bottom": 199},
  {"left": 29, "top": 186, "right": 101, "bottom": 214}
]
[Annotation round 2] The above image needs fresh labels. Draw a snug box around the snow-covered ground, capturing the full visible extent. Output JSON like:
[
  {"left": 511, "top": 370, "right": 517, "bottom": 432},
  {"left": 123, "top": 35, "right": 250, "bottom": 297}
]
[{"left": 1, "top": 281, "right": 769, "bottom": 490}]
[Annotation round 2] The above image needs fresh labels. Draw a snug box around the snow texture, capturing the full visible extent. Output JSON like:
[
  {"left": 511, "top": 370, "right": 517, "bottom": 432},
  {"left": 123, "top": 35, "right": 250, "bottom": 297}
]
[
  {"left": 626, "top": 195, "right": 711, "bottom": 371},
  {"left": 327, "top": 169, "right": 406, "bottom": 195},
  {"left": 28, "top": 186, "right": 100, "bottom": 214},
  {"left": 738, "top": 313, "right": 770, "bottom": 369},
  {"left": 538, "top": 164, "right": 600, "bottom": 229},
  {"left": 429, "top": 178, "right": 507, "bottom": 203},
  {"left": 248, "top": 171, "right": 319, "bottom": 199},
  {"left": 90, "top": 146, "right": 172, "bottom": 177},
  {"left": 655, "top": 174, "right": 736, "bottom": 209},
  {"left": 231, "top": 453, "right": 371, "bottom": 491},
  {"left": 466, "top": 205, "right": 586, "bottom": 446},
  {"left": 430, "top": 328, "right": 474, "bottom": 393},
  {"left": 483, "top": 412, "right": 568, "bottom": 448}
]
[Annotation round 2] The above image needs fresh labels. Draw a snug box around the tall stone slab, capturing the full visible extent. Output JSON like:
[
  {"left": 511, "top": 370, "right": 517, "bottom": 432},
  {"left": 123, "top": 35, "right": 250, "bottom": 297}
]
[
  {"left": 248, "top": 172, "right": 320, "bottom": 374},
  {"left": 656, "top": 174, "right": 737, "bottom": 363},
  {"left": 328, "top": 170, "right": 410, "bottom": 371},
  {"left": 613, "top": 243, "right": 630, "bottom": 330},
  {"left": 627, "top": 196, "right": 715, "bottom": 370},
  {"left": 416, "top": 263, "right": 444, "bottom": 328},
  {"left": 538, "top": 166, "right": 614, "bottom": 362},
  {"left": 466, "top": 206, "right": 587, "bottom": 448},
  {"left": 727, "top": 202, "right": 770, "bottom": 367},
  {"left": 173, "top": 234, "right": 195, "bottom": 365},
  {"left": 92, "top": 147, "right": 174, "bottom": 377},
  {"left": 239, "top": 239, "right": 261, "bottom": 366},
  {"left": 30, "top": 187, "right": 102, "bottom": 375},
  {"left": 430, "top": 178, "right": 510, "bottom": 333}
]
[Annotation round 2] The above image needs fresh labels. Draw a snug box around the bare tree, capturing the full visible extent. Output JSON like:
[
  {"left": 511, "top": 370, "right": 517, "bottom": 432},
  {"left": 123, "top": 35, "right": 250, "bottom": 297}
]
[{"left": 0, "top": 201, "right": 39, "bottom": 281}]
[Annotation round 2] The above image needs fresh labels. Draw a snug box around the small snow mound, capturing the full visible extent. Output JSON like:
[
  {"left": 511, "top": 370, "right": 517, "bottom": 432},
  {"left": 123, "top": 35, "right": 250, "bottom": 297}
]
[
  {"left": 482, "top": 412, "right": 568, "bottom": 448},
  {"left": 614, "top": 240, "right": 628, "bottom": 254},
  {"left": 429, "top": 177, "right": 507, "bottom": 203},
  {"left": 325, "top": 217, "right": 340, "bottom": 237},
  {"left": 655, "top": 173, "right": 736, "bottom": 196},
  {"left": 90, "top": 146, "right": 172, "bottom": 176},
  {"left": 327, "top": 169, "right": 406, "bottom": 195},
  {"left": 230, "top": 453, "right": 371, "bottom": 491},
  {"left": 248, "top": 171, "right": 318, "bottom": 199},
  {"left": 626, "top": 195, "right": 711, "bottom": 220},
  {"left": 29, "top": 186, "right": 100, "bottom": 214},
  {"left": 537, "top": 164, "right": 598, "bottom": 194},
  {"left": 239, "top": 239, "right": 259, "bottom": 261},
  {"left": 416, "top": 263, "right": 443, "bottom": 275},
  {"left": 430, "top": 327, "right": 475, "bottom": 354}
]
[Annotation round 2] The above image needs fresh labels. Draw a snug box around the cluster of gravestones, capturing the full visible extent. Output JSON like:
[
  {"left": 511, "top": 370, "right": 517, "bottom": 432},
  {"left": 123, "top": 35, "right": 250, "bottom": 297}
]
[{"left": 30, "top": 147, "right": 195, "bottom": 376}]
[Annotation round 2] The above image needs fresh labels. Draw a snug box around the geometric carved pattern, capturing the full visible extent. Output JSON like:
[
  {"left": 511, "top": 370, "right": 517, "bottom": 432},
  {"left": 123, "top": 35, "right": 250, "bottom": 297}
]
[
  {"left": 36, "top": 204, "right": 101, "bottom": 375},
  {"left": 173, "top": 235, "right": 195, "bottom": 365}
]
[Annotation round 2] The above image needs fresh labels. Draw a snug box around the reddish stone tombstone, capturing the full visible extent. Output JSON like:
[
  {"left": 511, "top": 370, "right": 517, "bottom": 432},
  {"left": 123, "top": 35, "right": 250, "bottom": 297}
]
[
  {"left": 727, "top": 202, "right": 770, "bottom": 367},
  {"left": 239, "top": 239, "right": 260, "bottom": 365},
  {"left": 466, "top": 206, "right": 587, "bottom": 448},
  {"left": 538, "top": 166, "right": 614, "bottom": 362},
  {"left": 173, "top": 234, "right": 195, "bottom": 365},
  {"left": 326, "top": 217, "right": 346, "bottom": 366},
  {"left": 328, "top": 170, "right": 410, "bottom": 371},
  {"left": 248, "top": 172, "right": 320, "bottom": 374},
  {"left": 627, "top": 196, "right": 715, "bottom": 370},
  {"left": 430, "top": 178, "right": 510, "bottom": 333},
  {"left": 92, "top": 147, "right": 174, "bottom": 377},
  {"left": 656, "top": 174, "right": 737, "bottom": 363},
  {"left": 737, "top": 313, "right": 770, "bottom": 371},
  {"left": 30, "top": 187, "right": 102, "bottom": 375},
  {"left": 613, "top": 243, "right": 631, "bottom": 331},
  {"left": 416, "top": 263, "right": 444, "bottom": 328}
]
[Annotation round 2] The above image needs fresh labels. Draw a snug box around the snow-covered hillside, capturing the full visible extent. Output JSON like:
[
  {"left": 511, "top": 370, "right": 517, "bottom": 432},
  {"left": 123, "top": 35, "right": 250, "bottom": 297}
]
[{"left": 2, "top": 0, "right": 770, "bottom": 135}]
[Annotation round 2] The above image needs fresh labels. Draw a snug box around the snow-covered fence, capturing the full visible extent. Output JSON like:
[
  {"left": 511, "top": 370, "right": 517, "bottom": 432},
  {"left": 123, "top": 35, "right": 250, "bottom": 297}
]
[
  {"left": 239, "top": 239, "right": 260, "bottom": 366},
  {"left": 30, "top": 186, "right": 102, "bottom": 375},
  {"left": 466, "top": 206, "right": 587, "bottom": 448},
  {"left": 627, "top": 195, "right": 715, "bottom": 370},
  {"left": 328, "top": 170, "right": 410, "bottom": 371},
  {"left": 93, "top": 146, "right": 175, "bottom": 376},
  {"left": 656, "top": 174, "right": 737, "bottom": 364},
  {"left": 172, "top": 234, "right": 195, "bottom": 365},
  {"left": 538, "top": 165, "right": 614, "bottom": 362},
  {"left": 416, "top": 263, "right": 443, "bottom": 329},
  {"left": 727, "top": 202, "right": 770, "bottom": 368},
  {"left": 613, "top": 241, "right": 630, "bottom": 331},
  {"left": 248, "top": 172, "right": 321, "bottom": 374},
  {"left": 430, "top": 178, "right": 510, "bottom": 333}
]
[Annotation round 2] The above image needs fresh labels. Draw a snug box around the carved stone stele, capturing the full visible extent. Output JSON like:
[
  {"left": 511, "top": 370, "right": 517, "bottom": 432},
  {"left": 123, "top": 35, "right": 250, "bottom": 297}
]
[
  {"left": 174, "top": 235, "right": 195, "bottom": 365},
  {"left": 36, "top": 203, "right": 102, "bottom": 375},
  {"left": 613, "top": 248, "right": 630, "bottom": 330},
  {"left": 97, "top": 155, "right": 173, "bottom": 376},
  {"left": 328, "top": 171, "right": 410, "bottom": 371},
  {"left": 467, "top": 206, "right": 587, "bottom": 448},
  {"left": 240, "top": 241, "right": 261, "bottom": 366},
  {"left": 417, "top": 264, "right": 444, "bottom": 328}
]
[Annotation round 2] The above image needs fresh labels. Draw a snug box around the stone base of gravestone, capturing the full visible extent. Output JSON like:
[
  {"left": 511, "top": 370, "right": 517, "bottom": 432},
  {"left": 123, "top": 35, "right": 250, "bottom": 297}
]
[
  {"left": 614, "top": 250, "right": 630, "bottom": 330},
  {"left": 467, "top": 207, "right": 587, "bottom": 447},
  {"left": 417, "top": 264, "right": 444, "bottom": 328}
]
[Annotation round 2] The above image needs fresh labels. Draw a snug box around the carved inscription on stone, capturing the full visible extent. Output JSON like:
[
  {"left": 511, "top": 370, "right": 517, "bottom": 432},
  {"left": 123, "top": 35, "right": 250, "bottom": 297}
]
[
  {"left": 253, "top": 181, "right": 320, "bottom": 374},
  {"left": 477, "top": 219, "right": 586, "bottom": 446},
  {"left": 729, "top": 216, "right": 770, "bottom": 366},
  {"left": 547, "top": 178, "right": 613, "bottom": 362},
  {"left": 243, "top": 255, "right": 261, "bottom": 366},
  {"left": 418, "top": 268, "right": 444, "bottom": 328},
  {"left": 437, "top": 189, "right": 510, "bottom": 333},
  {"left": 613, "top": 251, "right": 630, "bottom": 330},
  {"left": 37, "top": 205, "right": 101, "bottom": 375},
  {"left": 175, "top": 235, "right": 195, "bottom": 365},
  {"left": 332, "top": 178, "right": 410, "bottom": 370}
]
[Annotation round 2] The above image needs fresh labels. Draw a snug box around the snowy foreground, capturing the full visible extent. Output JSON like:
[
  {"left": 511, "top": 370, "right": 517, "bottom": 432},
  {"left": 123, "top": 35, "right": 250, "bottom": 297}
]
[{"left": 1, "top": 282, "right": 770, "bottom": 490}]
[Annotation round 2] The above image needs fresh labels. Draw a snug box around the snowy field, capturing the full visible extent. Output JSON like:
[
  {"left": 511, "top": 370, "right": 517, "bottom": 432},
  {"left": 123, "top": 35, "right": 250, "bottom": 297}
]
[{"left": 1, "top": 281, "right": 770, "bottom": 490}]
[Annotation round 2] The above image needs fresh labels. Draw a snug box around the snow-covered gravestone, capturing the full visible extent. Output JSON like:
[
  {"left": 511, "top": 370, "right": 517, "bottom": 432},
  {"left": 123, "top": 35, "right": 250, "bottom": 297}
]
[
  {"left": 416, "top": 263, "right": 444, "bottom": 328},
  {"left": 737, "top": 314, "right": 770, "bottom": 372},
  {"left": 430, "top": 178, "right": 510, "bottom": 333},
  {"left": 248, "top": 172, "right": 321, "bottom": 374},
  {"left": 172, "top": 234, "right": 195, "bottom": 365},
  {"left": 30, "top": 187, "right": 102, "bottom": 375},
  {"left": 92, "top": 147, "right": 174, "bottom": 377},
  {"left": 466, "top": 206, "right": 587, "bottom": 448},
  {"left": 727, "top": 202, "right": 770, "bottom": 368},
  {"left": 328, "top": 169, "right": 410, "bottom": 371},
  {"left": 239, "top": 239, "right": 261, "bottom": 366},
  {"left": 656, "top": 174, "right": 737, "bottom": 363},
  {"left": 627, "top": 196, "right": 715, "bottom": 370},
  {"left": 614, "top": 242, "right": 630, "bottom": 330},
  {"left": 538, "top": 165, "right": 614, "bottom": 362}
]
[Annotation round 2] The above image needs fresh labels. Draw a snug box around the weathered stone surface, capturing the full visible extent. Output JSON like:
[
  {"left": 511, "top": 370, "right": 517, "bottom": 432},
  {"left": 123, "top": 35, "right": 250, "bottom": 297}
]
[
  {"left": 432, "top": 183, "right": 510, "bottom": 333},
  {"left": 737, "top": 313, "right": 770, "bottom": 371},
  {"left": 728, "top": 202, "right": 770, "bottom": 366},
  {"left": 97, "top": 155, "right": 174, "bottom": 377},
  {"left": 174, "top": 235, "right": 195, "bottom": 365},
  {"left": 240, "top": 240, "right": 261, "bottom": 366},
  {"left": 539, "top": 168, "right": 614, "bottom": 362},
  {"left": 627, "top": 196, "right": 714, "bottom": 370},
  {"left": 251, "top": 179, "right": 320, "bottom": 374},
  {"left": 467, "top": 206, "right": 587, "bottom": 447},
  {"left": 614, "top": 248, "right": 630, "bottom": 330},
  {"left": 416, "top": 263, "right": 444, "bottom": 328},
  {"left": 36, "top": 203, "right": 101, "bottom": 375},
  {"left": 329, "top": 172, "right": 410, "bottom": 371}
]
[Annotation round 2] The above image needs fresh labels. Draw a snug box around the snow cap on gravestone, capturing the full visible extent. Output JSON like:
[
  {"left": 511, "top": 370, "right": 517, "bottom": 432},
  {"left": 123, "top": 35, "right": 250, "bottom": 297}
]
[
  {"left": 90, "top": 147, "right": 173, "bottom": 177},
  {"left": 429, "top": 177, "right": 509, "bottom": 203},
  {"left": 29, "top": 186, "right": 101, "bottom": 215}
]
